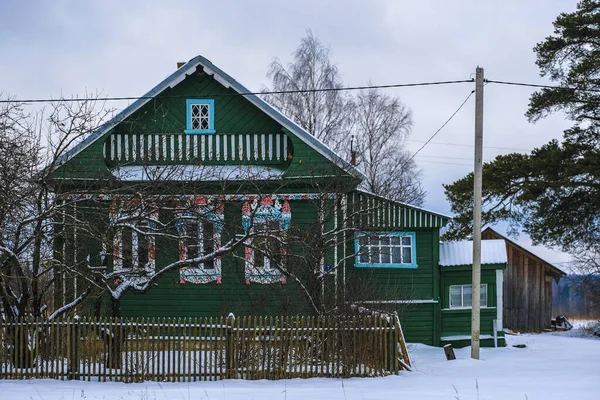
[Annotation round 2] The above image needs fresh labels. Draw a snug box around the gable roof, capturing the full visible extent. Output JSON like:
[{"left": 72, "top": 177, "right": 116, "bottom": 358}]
[
  {"left": 482, "top": 227, "right": 566, "bottom": 276},
  {"left": 53, "top": 55, "right": 365, "bottom": 180},
  {"left": 440, "top": 239, "right": 507, "bottom": 267}
]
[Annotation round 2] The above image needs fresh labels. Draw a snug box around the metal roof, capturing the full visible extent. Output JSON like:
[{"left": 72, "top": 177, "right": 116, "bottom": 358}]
[
  {"left": 52, "top": 55, "right": 365, "bottom": 181},
  {"left": 482, "top": 227, "right": 566, "bottom": 276},
  {"left": 439, "top": 239, "right": 507, "bottom": 267}
]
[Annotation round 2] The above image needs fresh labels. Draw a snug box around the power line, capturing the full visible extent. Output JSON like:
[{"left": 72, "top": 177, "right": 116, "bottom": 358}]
[
  {"left": 0, "top": 79, "right": 474, "bottom": 104},
  {"left": 415, "top": 159, "right": 472, "bottom": 167},
  {"left": 408, "top": 140, "right": 529, "bottom": 152},
  {"left": 404, "top": 90, "right": 475, "bottom": 166},
  {"left": 486, "top": 79, "right": 600, "bottom": 93}
]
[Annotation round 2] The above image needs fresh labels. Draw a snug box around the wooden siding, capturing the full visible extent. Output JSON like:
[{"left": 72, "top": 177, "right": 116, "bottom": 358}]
[
  {"left": 439, "top": 268, "right": 504, "bottom": 345},
  {"left": 347, "top": 191, "right": 449, "bottom": 229},
  {"left": 482, "top": 228, "right": 562, "bottom": 332}
]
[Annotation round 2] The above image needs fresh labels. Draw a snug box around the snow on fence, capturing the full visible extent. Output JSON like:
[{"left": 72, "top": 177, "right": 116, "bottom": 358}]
[{"left": 0, "top": 315, "right": 410, "bottom": 382}]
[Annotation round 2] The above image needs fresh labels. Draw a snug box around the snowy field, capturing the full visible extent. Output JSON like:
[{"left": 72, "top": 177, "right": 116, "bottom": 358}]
[{"left": 1, "top": 327, "right": 598, "bottom": 400}]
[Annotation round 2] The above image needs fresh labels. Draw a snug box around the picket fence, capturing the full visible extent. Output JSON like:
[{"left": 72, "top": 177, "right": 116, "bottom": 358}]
[{"left": 0, "top": 314, "right": 411, "bottom": 382}]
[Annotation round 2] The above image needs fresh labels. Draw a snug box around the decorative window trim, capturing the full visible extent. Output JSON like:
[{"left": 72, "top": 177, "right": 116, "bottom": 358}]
[
  {"left": 449, "top": 284, "right": 488, "bottom": 309},
  {"left": 242, "top": 197, "right": 290, "bottom": 284},
  {"left": 109, "top": 199, "right": 157, "bottom": 285},
  {"left": 185, "top": 99, "right": 216, "bottom": 134},
  {"left": 176, "top": 195, "right": 224, "bottom": 284},
  {"left": 354, "top": 231, "right": 417, "bottom": 268}
]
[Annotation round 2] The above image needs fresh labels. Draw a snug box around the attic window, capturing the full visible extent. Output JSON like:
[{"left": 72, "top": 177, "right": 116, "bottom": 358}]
[{"left": 185, "top": 99, "right": 215, "bottom": 134}]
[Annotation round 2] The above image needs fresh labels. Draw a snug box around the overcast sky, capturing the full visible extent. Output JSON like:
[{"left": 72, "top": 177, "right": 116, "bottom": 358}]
[{"left": 0, "top": 0, "right": 578, "bottom": 266}]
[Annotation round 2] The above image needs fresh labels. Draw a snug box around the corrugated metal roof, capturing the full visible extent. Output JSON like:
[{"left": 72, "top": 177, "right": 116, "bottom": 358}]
[{"left": 439, "top": 239, "right": 507, "bottom": 267}]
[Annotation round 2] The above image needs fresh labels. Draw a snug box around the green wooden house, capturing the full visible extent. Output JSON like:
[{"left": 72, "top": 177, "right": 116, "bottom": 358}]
[{"left": 49, "top": 55, "right": 506, "bottom": 347}]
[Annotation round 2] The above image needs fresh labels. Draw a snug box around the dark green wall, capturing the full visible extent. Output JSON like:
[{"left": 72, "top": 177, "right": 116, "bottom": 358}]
[{"left": 440, "top": 267, "right": 506, "bottom": 346}]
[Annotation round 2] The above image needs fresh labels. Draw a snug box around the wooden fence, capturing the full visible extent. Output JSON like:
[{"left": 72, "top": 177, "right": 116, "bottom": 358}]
[{"left": 0, "top": 314, "right": 411, "bottom": 382}]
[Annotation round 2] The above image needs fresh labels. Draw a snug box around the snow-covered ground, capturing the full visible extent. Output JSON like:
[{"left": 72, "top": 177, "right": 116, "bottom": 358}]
[{"left": 1, "top": 327, "right": 598, "bottom": 400}]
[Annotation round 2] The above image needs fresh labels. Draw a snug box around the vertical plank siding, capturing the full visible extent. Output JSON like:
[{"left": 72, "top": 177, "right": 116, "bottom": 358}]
[
  {"left": 482, "top": 229, "right": 562, "bottom": 332},
  {"left": 347, "top": 192, "right": 448, "bottom": 229},
  {"left": 0, "top": 315, "right": 409, "bottom": 382}
]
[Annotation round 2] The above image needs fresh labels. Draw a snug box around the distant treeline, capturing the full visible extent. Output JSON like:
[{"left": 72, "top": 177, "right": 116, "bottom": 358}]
[{"left": 552, "top": 275, "right": 600, "bottom": 319}]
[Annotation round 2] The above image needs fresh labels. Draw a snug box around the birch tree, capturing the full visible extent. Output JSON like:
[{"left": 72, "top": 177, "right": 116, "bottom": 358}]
[
  {"left": 354, "top": 88, "right": 425, "bottom": 205},
  {"left": 263, "top": 30, "right": 355, "bottom": 151}
]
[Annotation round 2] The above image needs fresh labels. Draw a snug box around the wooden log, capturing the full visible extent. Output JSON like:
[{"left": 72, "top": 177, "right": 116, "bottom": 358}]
[{"left": 443, "top": 344, "right": 456, "bottom": 361}]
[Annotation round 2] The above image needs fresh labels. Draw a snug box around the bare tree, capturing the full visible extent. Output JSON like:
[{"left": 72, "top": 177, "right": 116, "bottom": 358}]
[
  {"left": 0, "top": 95, "right": 115, "bottom": 320},
  {"left": 263, "top": 30, "right": 355, "bottom": 151},
  {"left": 570, "top": 246, "right": 600, "bottom": 314},
  {"left": 353, "top": 88, "right": 424, "bottom": 205}
]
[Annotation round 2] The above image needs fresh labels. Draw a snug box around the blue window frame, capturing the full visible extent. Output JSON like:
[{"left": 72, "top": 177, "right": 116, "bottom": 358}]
[
  {"left": 354, "top": 232, "right": 417, "bottom": 268},
  {"left": 185, "top": 99, "right": 216, "bottom": 134}
]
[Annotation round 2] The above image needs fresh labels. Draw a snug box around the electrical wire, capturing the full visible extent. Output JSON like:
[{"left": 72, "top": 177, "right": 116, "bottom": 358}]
[
  {"left": 486, "top": 79, "right": 600, "bottom": 93},
  {"left": 0, "top": 79, "right": 474, "bottom": 104},
  {"left": 409, "top": 140, "right": 530, "bottom": 152},
  {"left": 404, "top": 90, "right": 475, "bottom": 166}
]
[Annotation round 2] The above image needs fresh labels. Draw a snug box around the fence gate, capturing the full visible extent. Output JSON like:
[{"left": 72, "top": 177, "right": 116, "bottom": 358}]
[{"left": 0, "top": 314, "right": 410, "bottom": 382}]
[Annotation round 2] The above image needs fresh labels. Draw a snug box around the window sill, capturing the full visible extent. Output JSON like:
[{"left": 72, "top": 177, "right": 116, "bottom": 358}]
[
  {"left": 184, "top": 129, "right": 216, "bottom": 134},
  {"left": 442, "top": 307, "right": 496, "bottom": 311},
  {"left": 355, "top": 263, "right": 418, "bottom": 269}
]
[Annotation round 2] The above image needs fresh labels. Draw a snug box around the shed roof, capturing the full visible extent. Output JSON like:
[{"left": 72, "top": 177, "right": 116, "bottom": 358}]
[
  {"left": 439, "top": 239, "right": 507, "bottom": 267},
  {"left": 482, "top": 227, "right": 566, "bottom": 276}
]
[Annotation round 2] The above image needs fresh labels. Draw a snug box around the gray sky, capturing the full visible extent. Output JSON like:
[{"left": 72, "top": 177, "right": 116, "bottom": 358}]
[{"left": 0, "top": 0, "right": 577, "bottom": 266}]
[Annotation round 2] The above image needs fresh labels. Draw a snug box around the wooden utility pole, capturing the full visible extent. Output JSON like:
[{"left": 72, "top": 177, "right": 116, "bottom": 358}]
[{"left": 471, "top": 66, "right": 484, "bottom": 360}]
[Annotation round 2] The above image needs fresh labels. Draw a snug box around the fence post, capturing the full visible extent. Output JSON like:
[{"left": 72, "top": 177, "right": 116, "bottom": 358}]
[
  {"left": 225, "top": 313, "right": 235, "bottom": 379},
  {"left": 68, "top": 316, "right": 80, "bottom": 380}
]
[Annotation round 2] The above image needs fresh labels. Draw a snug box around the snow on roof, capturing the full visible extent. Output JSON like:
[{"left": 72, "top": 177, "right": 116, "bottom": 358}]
[
  {"left": 439, "top": 239, "right": 507, "bottom": 267},
  {"left": 53, "top": 55, "right": 365, "bottom": 181},
  {"left": 112, "top": 165, "right": 283, "bottom": 181}
]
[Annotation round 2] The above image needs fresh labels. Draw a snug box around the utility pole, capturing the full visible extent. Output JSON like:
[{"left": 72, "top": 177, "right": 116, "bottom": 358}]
[{"left": 471, "top": 66, "right": 484, "bottom": 360}]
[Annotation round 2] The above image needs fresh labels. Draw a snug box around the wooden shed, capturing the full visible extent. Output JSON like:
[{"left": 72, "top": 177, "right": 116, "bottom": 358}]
[{"left": 482, "top": 227, "right": 565, "bottom": 332}]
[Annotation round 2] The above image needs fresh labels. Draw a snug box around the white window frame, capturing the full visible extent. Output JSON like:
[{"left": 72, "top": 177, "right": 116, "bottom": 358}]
[
  {"left": 110, "top": 207, "right": 158, "bottom": 284},
  {"left": 355, "top": 232, "right": 417, "bottom": 268},
  {"left": 177, "top": 203, "right": 224, "bottom": 284},
  {"left": 449, "top": 284, "right": 488, "bottom": 309}
]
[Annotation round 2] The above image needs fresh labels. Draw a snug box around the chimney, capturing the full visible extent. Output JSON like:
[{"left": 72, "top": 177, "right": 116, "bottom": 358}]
[
  {"left": 176, "top": 62, "right": 186, "bottom": 69},
  {"left": 350, "top": 135, "right": 358, "bottom": 166}
]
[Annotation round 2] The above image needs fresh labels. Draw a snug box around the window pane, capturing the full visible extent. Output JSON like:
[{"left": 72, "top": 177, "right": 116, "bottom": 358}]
[
  {"left": 370, "top": 245, "right": 380, "bottom": 264},
  {"left": 138, "top": 234, "right": 148, "bottom": 269},
  {"left": 401, "top": 247, "right": 412, "bottom": 264},
  {"left": 392, "top": 246, "right": 402, "bottom": 263},
  {"left": 463, "top": 285, "right": 472, "bottom": 307},
  {"left": 203, "top": 222, "right": 214, "bottom": 269},
  {"left": 186, "top": 221, "right": 199, "bottom": 269},
  {"left": 122, "top": 228, "right": 133, "bottom": 269},
  {"left": 390, "top": 236, "right": 401, "bottom": 246},
  {"left": 481, "top": 284, "right": 487, "bottom": 307},
  {"left": 450, "top": 286, "right": 462, "bottom": 308},
  {"left": 267, "top": 220, "right": 282, "bottom": 269},
  {"left": 401, "top": 236, "right": 411, "bottom": 246},
  {"left": 380, "top": 236, "right": 391, "bottom": 246},
  {"left": 380, "top": 246, "right": 391, "bottom": 263},
  {"left": 358, "top": 236, "right": 367, "bottom": 248},
  {"left": 359, "top": 246, "right": 369, "bottom": 264}
]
